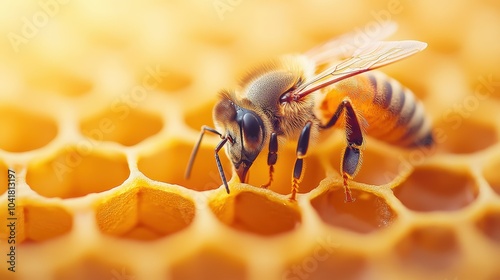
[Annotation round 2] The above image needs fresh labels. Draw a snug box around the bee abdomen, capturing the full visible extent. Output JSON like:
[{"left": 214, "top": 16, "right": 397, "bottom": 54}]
[{"left": 364, "top": 72, "right": 433, "bottom": 148}]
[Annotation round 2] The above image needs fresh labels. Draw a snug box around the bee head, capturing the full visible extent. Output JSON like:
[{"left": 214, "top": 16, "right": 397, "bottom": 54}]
[{"left": 213, "top": 93, "right": 266, "bottom": 183}]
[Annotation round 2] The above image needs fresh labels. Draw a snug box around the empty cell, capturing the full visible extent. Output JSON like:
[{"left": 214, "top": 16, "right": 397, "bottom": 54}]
[
  {"left": 475, "top": 209, "right": 500, "bottom": 244},
  {"left": 138, "top": 139, "right": 231, "bottom": 191},
  {"left": 171, "top": 247, "right": 247, "bottom": 280},
  {"left": 283, "top": 249, "right": 371, "bottom": 280},
  {"left": 394, "top": 226, "right": 461, "bottom": 271},
  {"left": 23, "top": 64, "right": 93, "bottom": 97},
  {"left": 0, "top": 204, "right": 25, "bottom": 243},
  {"left": 95, "top": 186, "right": 195, "bottom": 241},
  {"left": 0, "top": 203, "right": 72, "bottom": 243},
  {"left": 0, "top": 106, "right": 58, "bottom": 152},
  {"left": 27, "top": 148, "right": 129, "bottom": 198},
  {"left": 483, "top": 155, "right": 500, "bottom": 196},
  {"left": 394, "top": 166, "right": 478, "bottom": 212},
  {"left": 24, "top": 204, "right": 73, "bottom": 242},
  {"left": 184, "top": 102, "right": 215, "bottom": 132},
  {"left": 80, "top": 108, "right": 163, "bottom": 146},
  {"left": 152, "top": 69, "right": 193, "bottom": 93},
  {"left": 435, "top": 119, "right": 497, "bottom": 154},
  {"left": 24, "top": 61, "right": 94, "bottom": 97},
  {"left": 209, "top": 191, "right": 301, "bottom": 236},
  {"left": 310, "top": 188, "right": 397, "bottom": 234}
]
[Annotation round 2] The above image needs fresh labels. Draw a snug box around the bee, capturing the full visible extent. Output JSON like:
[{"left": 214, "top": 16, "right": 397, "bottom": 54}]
[{"left": 185, "top": 22, "right": 433, "bottom": 202}]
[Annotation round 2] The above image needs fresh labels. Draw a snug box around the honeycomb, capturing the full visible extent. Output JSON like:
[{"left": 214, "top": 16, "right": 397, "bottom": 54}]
[{"left": 1, "top": 0, "right": 500, "bottom": 279}]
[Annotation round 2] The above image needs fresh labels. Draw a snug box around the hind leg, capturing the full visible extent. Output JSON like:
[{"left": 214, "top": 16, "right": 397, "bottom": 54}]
[{"left": 321, "top": 99, "right": 364, "bottom": 202}]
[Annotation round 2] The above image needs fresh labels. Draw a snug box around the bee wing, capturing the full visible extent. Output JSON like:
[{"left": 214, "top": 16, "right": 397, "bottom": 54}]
[
  {"left": 289, "top": 40, "right": 427, "bottom": 100},
  {"left": 305, "top": 21, "right": 399, "bottom": 66}
]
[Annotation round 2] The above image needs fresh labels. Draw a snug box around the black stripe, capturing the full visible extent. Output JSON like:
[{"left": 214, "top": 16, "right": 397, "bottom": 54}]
[
  {"left": 397, "top": 94, "right": 417, "bottom": 126},
  {"left": 399, "top": 115, "right": 425, "bottom": 144},
  {"left": 373, "top": 77, "right": 392, "bottom": 109},
  {"left": 413, "top": 131, "right": 434, "bottom": 147},
  {"left": 383, "top": 80, "right": 393, "bottom": 109},
  {"left": 389, "top": 85, "right": 405, "bottom": 115}
]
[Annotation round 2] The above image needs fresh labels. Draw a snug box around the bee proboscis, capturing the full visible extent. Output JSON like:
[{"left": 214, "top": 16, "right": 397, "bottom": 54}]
[{"left": 185, "top": 22, "right": 433, "bottom": 202}]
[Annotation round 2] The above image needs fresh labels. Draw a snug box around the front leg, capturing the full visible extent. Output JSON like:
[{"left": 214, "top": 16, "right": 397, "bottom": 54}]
[
  {"left": 291, "top": 121, "right": 312, "bottom": 200},
  {"left": 261, "top": 132, "right": 278, "bottom": 189}
]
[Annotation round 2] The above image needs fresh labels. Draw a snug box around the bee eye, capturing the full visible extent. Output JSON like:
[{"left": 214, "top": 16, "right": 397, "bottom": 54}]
[{"left": 242, "top": 113, "right": 262, "bottom": 148}]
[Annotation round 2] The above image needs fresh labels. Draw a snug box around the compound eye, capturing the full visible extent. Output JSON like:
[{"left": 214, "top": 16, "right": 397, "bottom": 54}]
[{"left": 241, "top": 113, "right": 263, "bottom": 150}]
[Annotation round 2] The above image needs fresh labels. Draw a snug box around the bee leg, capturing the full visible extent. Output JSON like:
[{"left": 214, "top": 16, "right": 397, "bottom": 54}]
[
  {"left": 214, "top": 137, "right": 231, "bottom": 194},
  {"left": 321, "top": 100, "right": 363, "bottom": 202},
  {"left": 291, "top": 121, "right": 312, "bottom": 200},
  {"left": 185, "top": 125, "right": 231, "bottom": 194},
  {"left": 261, "top": 132, "right": 278, "bottom": 189},
  {"left": 341, "top": 145, "right": 360, "bottom": 202}
]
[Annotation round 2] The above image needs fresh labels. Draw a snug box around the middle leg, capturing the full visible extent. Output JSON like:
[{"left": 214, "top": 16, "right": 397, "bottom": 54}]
[{"left": 291, "top": 121, "right": 312, "bottom": 200}]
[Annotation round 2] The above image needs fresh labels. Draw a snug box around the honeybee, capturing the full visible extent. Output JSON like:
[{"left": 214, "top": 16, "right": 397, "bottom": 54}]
[{"left": 185, "top": 22, "right": 433, "bottom": 202}]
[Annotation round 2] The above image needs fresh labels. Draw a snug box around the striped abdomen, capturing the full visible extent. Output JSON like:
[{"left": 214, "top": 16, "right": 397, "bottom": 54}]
[{"left": 316, "top": 71, "right": 433, "bottom": 147}]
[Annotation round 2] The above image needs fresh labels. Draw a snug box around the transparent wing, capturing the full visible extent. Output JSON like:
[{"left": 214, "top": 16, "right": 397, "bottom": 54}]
[
  {"left": 305, "top": 21, "right": 399, "bottom": 66},
  {"left": 286, "top": 40, "right": 427, "bottom": 101}
]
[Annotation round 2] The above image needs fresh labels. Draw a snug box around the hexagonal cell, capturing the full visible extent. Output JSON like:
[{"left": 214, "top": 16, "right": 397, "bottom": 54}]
[
  {"left": 26, "top": 147, "right": 129, "bottom": 198},
  {"left": 24, "top": 64, "right": 93, "bottom": 97},
  {"left": 96, "top": 186, "right": 195, "bottom": 241},
  {"left": 209, "top": 191, "right": 301, "bottom": 236},
  {"left": 138, "top": 139, "right": 232, "bottom": 191},
  {"left": 152, "top": 68, "right": 193, "bottom": 93},
  {"left": 0, "top": 203, "right": 73, "bottom": 243},
  {"left": 55, "top": 256, "right": 134, "bottom": 280},
  {"left": 283, "top": 248, "right": 370, "bottom": 280},
  {"left": 393, "top": 165, "right": 478, "bottom": 212},
  {"left": 0, "top": 106, "right": 58, "bottom": 152},
  {"left": 310, "top": 188, "right": 397, "bottom": 234},
  {"left": 80, "top": 108, "right": 162, "bottom": 146},
  {"left": 435, "top": 118, "right": 497, "bottom": 154},
  {"left": 475, "top": 208, "right": 500, "bottom": 244},
  {"left": 483, "top": 155, "right": 500, "bottom": 196},
  {"left": 394, "top": 226, "right": 461, "bottom": 271},
  {"left": 170, "top": 247, "right": 247, "bottom": 280},
  {"left": 184, "top": 101, "right": 214, "bottom": 132}
]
